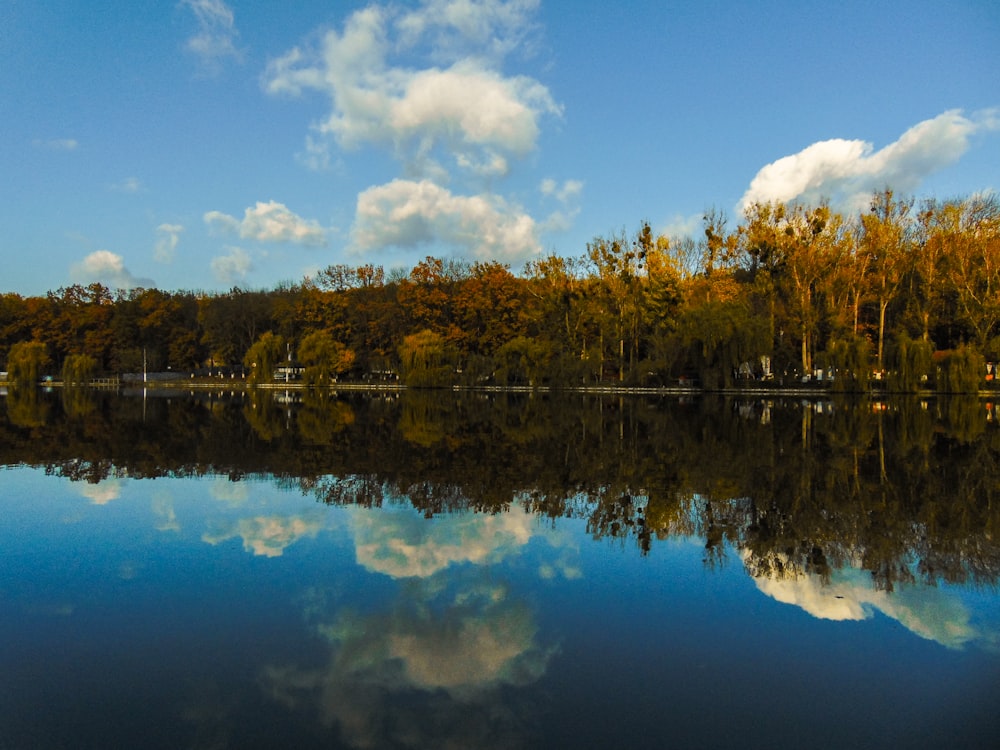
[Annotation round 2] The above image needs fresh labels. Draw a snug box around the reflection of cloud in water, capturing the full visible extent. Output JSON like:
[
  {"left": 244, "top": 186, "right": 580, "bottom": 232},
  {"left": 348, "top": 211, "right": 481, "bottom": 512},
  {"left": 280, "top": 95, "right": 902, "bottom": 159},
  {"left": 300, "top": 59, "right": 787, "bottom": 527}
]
[
  {"left": 539, "top": 557, "right": 582, "bottom": 580},
  {"left": 118, "top": 560, "right": 142, "bottom": 580},
  {"left": 262, "top": 577, "right": 555, "bottom": 748},
  {"left": 209, "top": 479, "right": 250, "bottom": 507},
  {"left": 349, "top": 506, "right": 547, "bottom": 579},
  {"left": 202, "top": 514, "right": 324, "bottom": 557},
  {"left": 748, "top": 555, "right": 981, "bottom": 649},
  {"left": 79, "top": 479, "right": 122, "bottom": 505},
  {"left": 152, "top": 492, "right": 180, "bottom": 532}
]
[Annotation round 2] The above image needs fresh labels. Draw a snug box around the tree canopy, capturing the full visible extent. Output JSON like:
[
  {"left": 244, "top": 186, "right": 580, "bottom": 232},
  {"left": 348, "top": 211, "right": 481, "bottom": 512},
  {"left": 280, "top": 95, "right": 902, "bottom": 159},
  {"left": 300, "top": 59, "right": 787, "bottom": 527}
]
[{"left": 3, "top": 191, "right": 999, "bottom": 393}]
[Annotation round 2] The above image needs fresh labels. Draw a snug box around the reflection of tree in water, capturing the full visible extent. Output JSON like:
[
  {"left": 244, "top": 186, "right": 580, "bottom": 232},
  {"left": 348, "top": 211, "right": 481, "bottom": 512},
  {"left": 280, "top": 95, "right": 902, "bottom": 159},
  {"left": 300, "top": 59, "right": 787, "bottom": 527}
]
[
  {"left": 3, "top": 389, "right": 999, "bottom": 589},
  {"left": 261, "top": 573, "right": 553, "bottom": 749},
  {"left": 298, "top": 391, "right": 355, "bottom": 446},
  {"left": 5, "top": 385, "right": 50, "bottom": 429},
  {"left": 61, "top": 385, "right": 97, "bottom": 419}
]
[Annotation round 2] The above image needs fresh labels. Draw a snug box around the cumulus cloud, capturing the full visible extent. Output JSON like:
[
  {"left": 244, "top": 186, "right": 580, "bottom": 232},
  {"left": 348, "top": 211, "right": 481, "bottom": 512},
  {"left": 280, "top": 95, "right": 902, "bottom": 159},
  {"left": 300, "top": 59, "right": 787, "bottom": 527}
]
[
  {"left": 205, "top": 201, "right": 326, "bottom": 245},
  {"left": 154, "top": 223, "right": 183, "bottom": 263},
  {"left": 262, "top": 1, "right": 558, "bottom": 179},
  {"left": 70, "top": 250, "right": 155, "bottom": 289},
  {"left": 181, "top": 0, "right": 241, "bottom": 70},
  {"left": 739, "top": 108, "right": 1000, "bottom": 213},
  {"left": 210, "top": 246, "right": 253, "bottom": 283},
  {"left": 396, "top": 0, "right": 542, "bottom": 63},
  {"left": 352, "top": 179, "right": 539, "bottom": 262}
]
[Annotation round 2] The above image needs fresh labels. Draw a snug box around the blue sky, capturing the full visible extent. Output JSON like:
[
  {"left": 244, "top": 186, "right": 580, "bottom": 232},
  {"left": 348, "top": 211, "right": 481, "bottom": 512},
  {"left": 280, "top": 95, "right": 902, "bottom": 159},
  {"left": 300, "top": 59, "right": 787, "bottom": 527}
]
[{"left": 2, "top": 0, "right": 998, "bottom": 295}]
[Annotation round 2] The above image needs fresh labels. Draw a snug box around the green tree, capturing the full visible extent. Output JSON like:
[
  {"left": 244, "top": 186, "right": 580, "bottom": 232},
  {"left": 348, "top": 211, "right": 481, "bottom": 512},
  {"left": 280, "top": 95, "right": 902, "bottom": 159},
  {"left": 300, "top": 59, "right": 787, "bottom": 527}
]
[
  {"left": 7, "top": 341, "right": 51, "bottom": 386},
  {"left": 398, "top": 329, "right": 452, "bottom": 387},
  {"left": 887, "top": 333, "right": 932, "bottom": 392},
  {"left": 62, "top": 353, "right": 97, "bottom": 385},
  {"left": 496, "top": 336, "right": 552, "bottom": 386},
  {"left": 825, "top": 336, "right": 870, "bottom": 392},
  {"left": 244, "top": 332, "right": 284, "bottom": 386},
  {"left": 937, "top": 346, "right": 984, "bottom": 394},
  {"left": 298, "top": 330, "right": 356, "bottom": 387}
]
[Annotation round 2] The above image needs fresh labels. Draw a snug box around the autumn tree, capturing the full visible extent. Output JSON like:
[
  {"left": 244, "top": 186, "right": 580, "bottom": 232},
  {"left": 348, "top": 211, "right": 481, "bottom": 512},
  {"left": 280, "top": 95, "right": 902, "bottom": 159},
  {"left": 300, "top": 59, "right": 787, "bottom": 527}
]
[
  {"left": 860, "top": 189, "right": 914, "bottom": 372},
  {"left": 586, "top": 226, "right": 648, "bottom": 381},
  {"left": 200, "top": 288, "right": 275, "bottom": 366},
  {"left": 945, "top": 194, "right": 1000, "bottom": 354},
  {"left": 451, "top": 261, "right": 526, "bottom": 359}
]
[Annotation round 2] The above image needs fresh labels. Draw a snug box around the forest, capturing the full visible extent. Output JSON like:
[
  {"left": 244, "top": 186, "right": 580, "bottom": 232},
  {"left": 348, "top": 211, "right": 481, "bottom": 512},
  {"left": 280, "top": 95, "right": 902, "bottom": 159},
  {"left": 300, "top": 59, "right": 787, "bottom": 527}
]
[{"left": 2, "top": 189, "right": 999, "bottom": 392}]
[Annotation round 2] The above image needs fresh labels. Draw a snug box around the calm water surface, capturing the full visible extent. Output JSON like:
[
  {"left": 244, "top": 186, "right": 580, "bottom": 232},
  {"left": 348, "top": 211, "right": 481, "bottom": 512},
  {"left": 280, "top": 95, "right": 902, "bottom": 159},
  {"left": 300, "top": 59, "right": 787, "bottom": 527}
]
[{"left": 1, "top": 390, "right": 998, "bottom": 748}]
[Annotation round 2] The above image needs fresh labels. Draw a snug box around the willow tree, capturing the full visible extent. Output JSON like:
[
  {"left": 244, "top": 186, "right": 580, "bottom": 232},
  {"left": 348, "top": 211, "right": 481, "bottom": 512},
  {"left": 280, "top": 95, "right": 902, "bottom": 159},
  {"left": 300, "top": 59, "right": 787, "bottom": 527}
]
[
  {"left": 6, "top": 341, "right": 50, "bottom": 386},
  {"left": 398, "top": 329, "right": 450, "bottom": 387},
  {"left": 62, "top": 353, "right": 97, "bottom": 385},
  {"left": 244, "top": 331, "right": 284, "bottom": 386},
  {"left": 298, "top": 330, "right": 355, "bottom": 387}
]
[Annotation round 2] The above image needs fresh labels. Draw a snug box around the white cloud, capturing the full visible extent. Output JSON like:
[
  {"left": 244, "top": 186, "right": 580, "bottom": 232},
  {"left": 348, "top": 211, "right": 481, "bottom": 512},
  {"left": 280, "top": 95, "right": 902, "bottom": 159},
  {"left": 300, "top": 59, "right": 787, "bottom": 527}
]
[
  {"left": 396, "top": 0, "right": 542, "bottom": 63},
  {"left": 154, "top": 223, "right": 183, "bottom": 263},
  {"left": 262, "top": 1, "right": 559, "bottom": 179},
  {"left": 660, "top": 212, "right": 702, "bottom": 239},
  {"left": 181, "top": 0, "right": 241, "bottom": 70},
  {"left": 70, "top": 250, "right": 155, "bottom": 289},
  {"left": 352, "top": 178, "right": 539, "bottom": 262},
  {"left": 205, "top": 201, "right": 326, "bottom": 245},
  {"left": 210, "top": 246, "right": 253, "bottom": 283},
  {"left": 33, "top": 138, "right": 78, "bottom": 151},
  {"left": 109, "top": 176, "right": 142, "bottom": 193},
  {"left": 540, "top": 177, "right": 583, "bottom": 203},
  {"left": 538, "top": 178, "right": 583, "bottom": 232},
  {"left": 739, "top": 108, "right": 1000, "bottom": 213}
]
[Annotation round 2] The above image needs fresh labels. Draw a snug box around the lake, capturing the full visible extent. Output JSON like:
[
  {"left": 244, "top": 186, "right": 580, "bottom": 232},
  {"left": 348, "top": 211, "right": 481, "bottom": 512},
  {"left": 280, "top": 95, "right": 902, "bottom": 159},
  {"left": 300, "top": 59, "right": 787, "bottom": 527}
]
[{"left": 1, "top": 388, "right": 998, "bottom": 748}]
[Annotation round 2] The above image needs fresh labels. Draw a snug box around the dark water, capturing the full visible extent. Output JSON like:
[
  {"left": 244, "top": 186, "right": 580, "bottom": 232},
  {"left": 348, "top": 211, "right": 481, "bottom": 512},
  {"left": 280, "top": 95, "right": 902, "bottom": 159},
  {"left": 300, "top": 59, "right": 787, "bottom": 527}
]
[{"left": 1, "top": 388, "right": 998, "bottom": 749}]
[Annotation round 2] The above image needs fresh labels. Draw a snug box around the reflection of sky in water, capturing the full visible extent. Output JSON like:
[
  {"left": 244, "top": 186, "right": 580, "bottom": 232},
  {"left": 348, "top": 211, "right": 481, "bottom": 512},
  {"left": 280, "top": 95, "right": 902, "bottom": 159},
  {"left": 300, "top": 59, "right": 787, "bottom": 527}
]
[
  {"left": 1, "top": 466, "right": 998, "bottom": 749},
  {"left": 744, "top": 552, "right": 992, "bottom": 651}
]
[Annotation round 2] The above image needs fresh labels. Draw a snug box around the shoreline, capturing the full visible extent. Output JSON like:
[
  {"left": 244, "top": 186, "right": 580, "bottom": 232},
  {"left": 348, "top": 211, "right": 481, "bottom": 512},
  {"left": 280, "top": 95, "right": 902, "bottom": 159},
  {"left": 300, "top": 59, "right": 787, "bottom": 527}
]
[{"left": 8, "top": 378, "right": 999, "bottom": 398}]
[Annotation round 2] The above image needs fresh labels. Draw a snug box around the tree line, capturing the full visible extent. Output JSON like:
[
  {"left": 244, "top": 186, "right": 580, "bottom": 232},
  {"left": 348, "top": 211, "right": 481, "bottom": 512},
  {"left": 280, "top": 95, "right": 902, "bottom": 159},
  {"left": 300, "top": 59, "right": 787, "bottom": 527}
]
[{"left": 2, "top": 189, "right": 999, "bottom": 391}]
